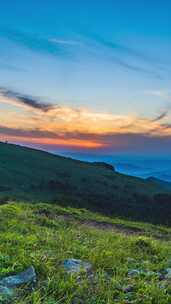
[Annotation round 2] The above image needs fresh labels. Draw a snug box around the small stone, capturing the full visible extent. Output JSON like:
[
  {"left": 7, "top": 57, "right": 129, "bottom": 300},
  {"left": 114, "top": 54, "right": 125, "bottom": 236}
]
[
  {"left": 164, "top": 268, "right": 171, "bottom": 279},
  {"left": 123, "top": 285, "right": 134, "bottom": 293},
  {"left": 159, "top": 280, "right": 169, "bottom": 289},
  {"left": 63, "top": 259, "right": 92, "bottom": 274},
  {"left": 0, "top": 266, "right": 36, "bottom": 288},
  {"left": 0, "top": 285, "right": 14, "bottom": 297},
  {"left": 127, "top": 269, "right": 140, "bottom": 277}
]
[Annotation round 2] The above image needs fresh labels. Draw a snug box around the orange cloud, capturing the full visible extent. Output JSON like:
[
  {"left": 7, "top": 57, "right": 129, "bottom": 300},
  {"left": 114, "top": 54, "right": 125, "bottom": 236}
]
[
  {"left": 1, "top": 88, "right": 171, "bottom": 151},
  {"left": 0, "top": 133, "right": 104, "bottom": 149}
]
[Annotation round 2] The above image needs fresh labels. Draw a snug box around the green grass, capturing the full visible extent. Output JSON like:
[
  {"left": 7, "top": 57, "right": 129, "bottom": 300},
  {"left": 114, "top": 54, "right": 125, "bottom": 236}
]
[
  {"left": 1, "top": 142, "right": 171, "bottom": 225},
  {"left": 1, "top": 142, "right": 171, "bottom": 302},
  {"left": 1, "top": 202, "right": 171, "bottom": 303}
]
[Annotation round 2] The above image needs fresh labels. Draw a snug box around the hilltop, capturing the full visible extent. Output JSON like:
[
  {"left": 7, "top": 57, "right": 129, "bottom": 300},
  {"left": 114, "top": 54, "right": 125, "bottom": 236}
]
[{"left": 0, "top": 142, "right": 171, "bottom": 224}]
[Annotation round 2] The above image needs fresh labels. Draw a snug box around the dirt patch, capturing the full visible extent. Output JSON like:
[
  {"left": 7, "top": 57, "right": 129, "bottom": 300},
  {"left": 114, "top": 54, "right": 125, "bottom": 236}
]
[
  {"left": 35, "top": 209, "right": 170, "bottom": 239},
  {"left": 83, "top": 220, "right": 143, "bottom": 235},
  {"left": 55, "top": 214, "right": 143, "bottom": 236}
]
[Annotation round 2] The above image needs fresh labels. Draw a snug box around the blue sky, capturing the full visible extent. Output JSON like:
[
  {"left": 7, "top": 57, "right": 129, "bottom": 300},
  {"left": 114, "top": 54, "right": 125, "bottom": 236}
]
[{"left": 0, "top": 1, "right": 171, "bottom": 153}]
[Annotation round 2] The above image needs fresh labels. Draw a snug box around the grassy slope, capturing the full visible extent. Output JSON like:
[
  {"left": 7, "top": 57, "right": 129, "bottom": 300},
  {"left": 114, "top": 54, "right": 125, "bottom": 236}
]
[
  {"left": 0, "top": 142, "right": 170, "bottom": 224},
  {"left": 0, "top": 142, "right": 160, "bottom": 195},
  {"left": 1, "top": 202, "right": 171, "bottom": 303}
]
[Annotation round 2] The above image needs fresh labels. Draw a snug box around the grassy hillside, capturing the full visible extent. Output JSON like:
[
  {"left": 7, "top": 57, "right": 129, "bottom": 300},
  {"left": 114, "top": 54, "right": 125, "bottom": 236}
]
[
  {"left": 1, "top": 142, "right": 171, "bottom": 224},
  {"left": 1, "top": 202, "right": 171, "bottom": 303}
]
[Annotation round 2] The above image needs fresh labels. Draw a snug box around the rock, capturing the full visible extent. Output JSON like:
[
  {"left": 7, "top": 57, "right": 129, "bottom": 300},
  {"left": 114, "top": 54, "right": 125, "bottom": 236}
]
[
  {"left": 127, "top": 269, "right": 141, "bottom": 277},
  {"left": 0, "top": 266, "right": 36, "bottom": 287},
  {"left": 123, "top": 285, "right": 134, "bottom": 293},
  {"left": 159, "top": 273, "right": 166, "bottom": 281},
  {"left": 0, "top": 285, "right": 14, "bottom": 297},
  {"left": 164, "top": 268, "right": 171, "bottom": 279},
  {"left": 128, "top": 268, "right": 159, "bottom": 278},
  {"left": 63, "top": 259, "right": 92, "bottom": 274},
  {"left": 159, "top": 280, "right": 169, "bottom": 289},
  {"left": 157, "top": 271, "right": 164, "bottom": 280},
  {"left": 0, "top": 266, "right": 36, "bottom": 298}
]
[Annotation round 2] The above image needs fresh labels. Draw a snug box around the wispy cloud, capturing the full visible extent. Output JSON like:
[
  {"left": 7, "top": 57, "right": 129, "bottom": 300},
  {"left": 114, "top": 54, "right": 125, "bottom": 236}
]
[
  {"left": 49, "top": 38, "right": 81, "bottom": 46},
  {"left": 106, "top": 56, "right": 161, "bottom": 78},
  {"left": 152, "top": 111, "right": 168, "bottom": 122},
  {"left": 0, "top": 27, "right": 167, "bottom": 78},
  {"left": 0, "top": 28, "right": 69, "bottom": 58},
  {"left": 84, "top": 32, "right": 154, "bottom": 63},
  {"left": 146, "top": 90, "right": 171, "bottom": 100},
  {"left": 79, "top": 31, "right": 166, "bottom": 78},
  {"left": 0, "top": 87, "right": 56, "bottom": 112}
]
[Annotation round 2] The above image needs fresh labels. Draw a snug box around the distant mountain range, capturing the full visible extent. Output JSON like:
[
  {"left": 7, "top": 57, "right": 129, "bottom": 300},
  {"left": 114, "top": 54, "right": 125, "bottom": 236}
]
[{"left": 66, "top": 152, "right": 171, "bottom": 182}]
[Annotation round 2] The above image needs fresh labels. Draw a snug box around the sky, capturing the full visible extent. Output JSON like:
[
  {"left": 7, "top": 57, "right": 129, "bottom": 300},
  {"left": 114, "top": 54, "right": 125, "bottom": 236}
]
[{"left": 0, "top": 0, "right": 171, "bottom": 155}]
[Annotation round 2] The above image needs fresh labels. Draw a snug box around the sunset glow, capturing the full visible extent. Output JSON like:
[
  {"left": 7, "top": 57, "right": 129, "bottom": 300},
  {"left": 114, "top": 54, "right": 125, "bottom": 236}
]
[{"left": 0, "top": 1, "right": 171, "bottom": 154}]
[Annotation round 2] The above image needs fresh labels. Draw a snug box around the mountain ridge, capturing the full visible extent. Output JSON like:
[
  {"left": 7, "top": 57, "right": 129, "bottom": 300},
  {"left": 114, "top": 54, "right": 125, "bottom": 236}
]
[{"left": 0, "top": 142, "right": 171, "bottom": 225}]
